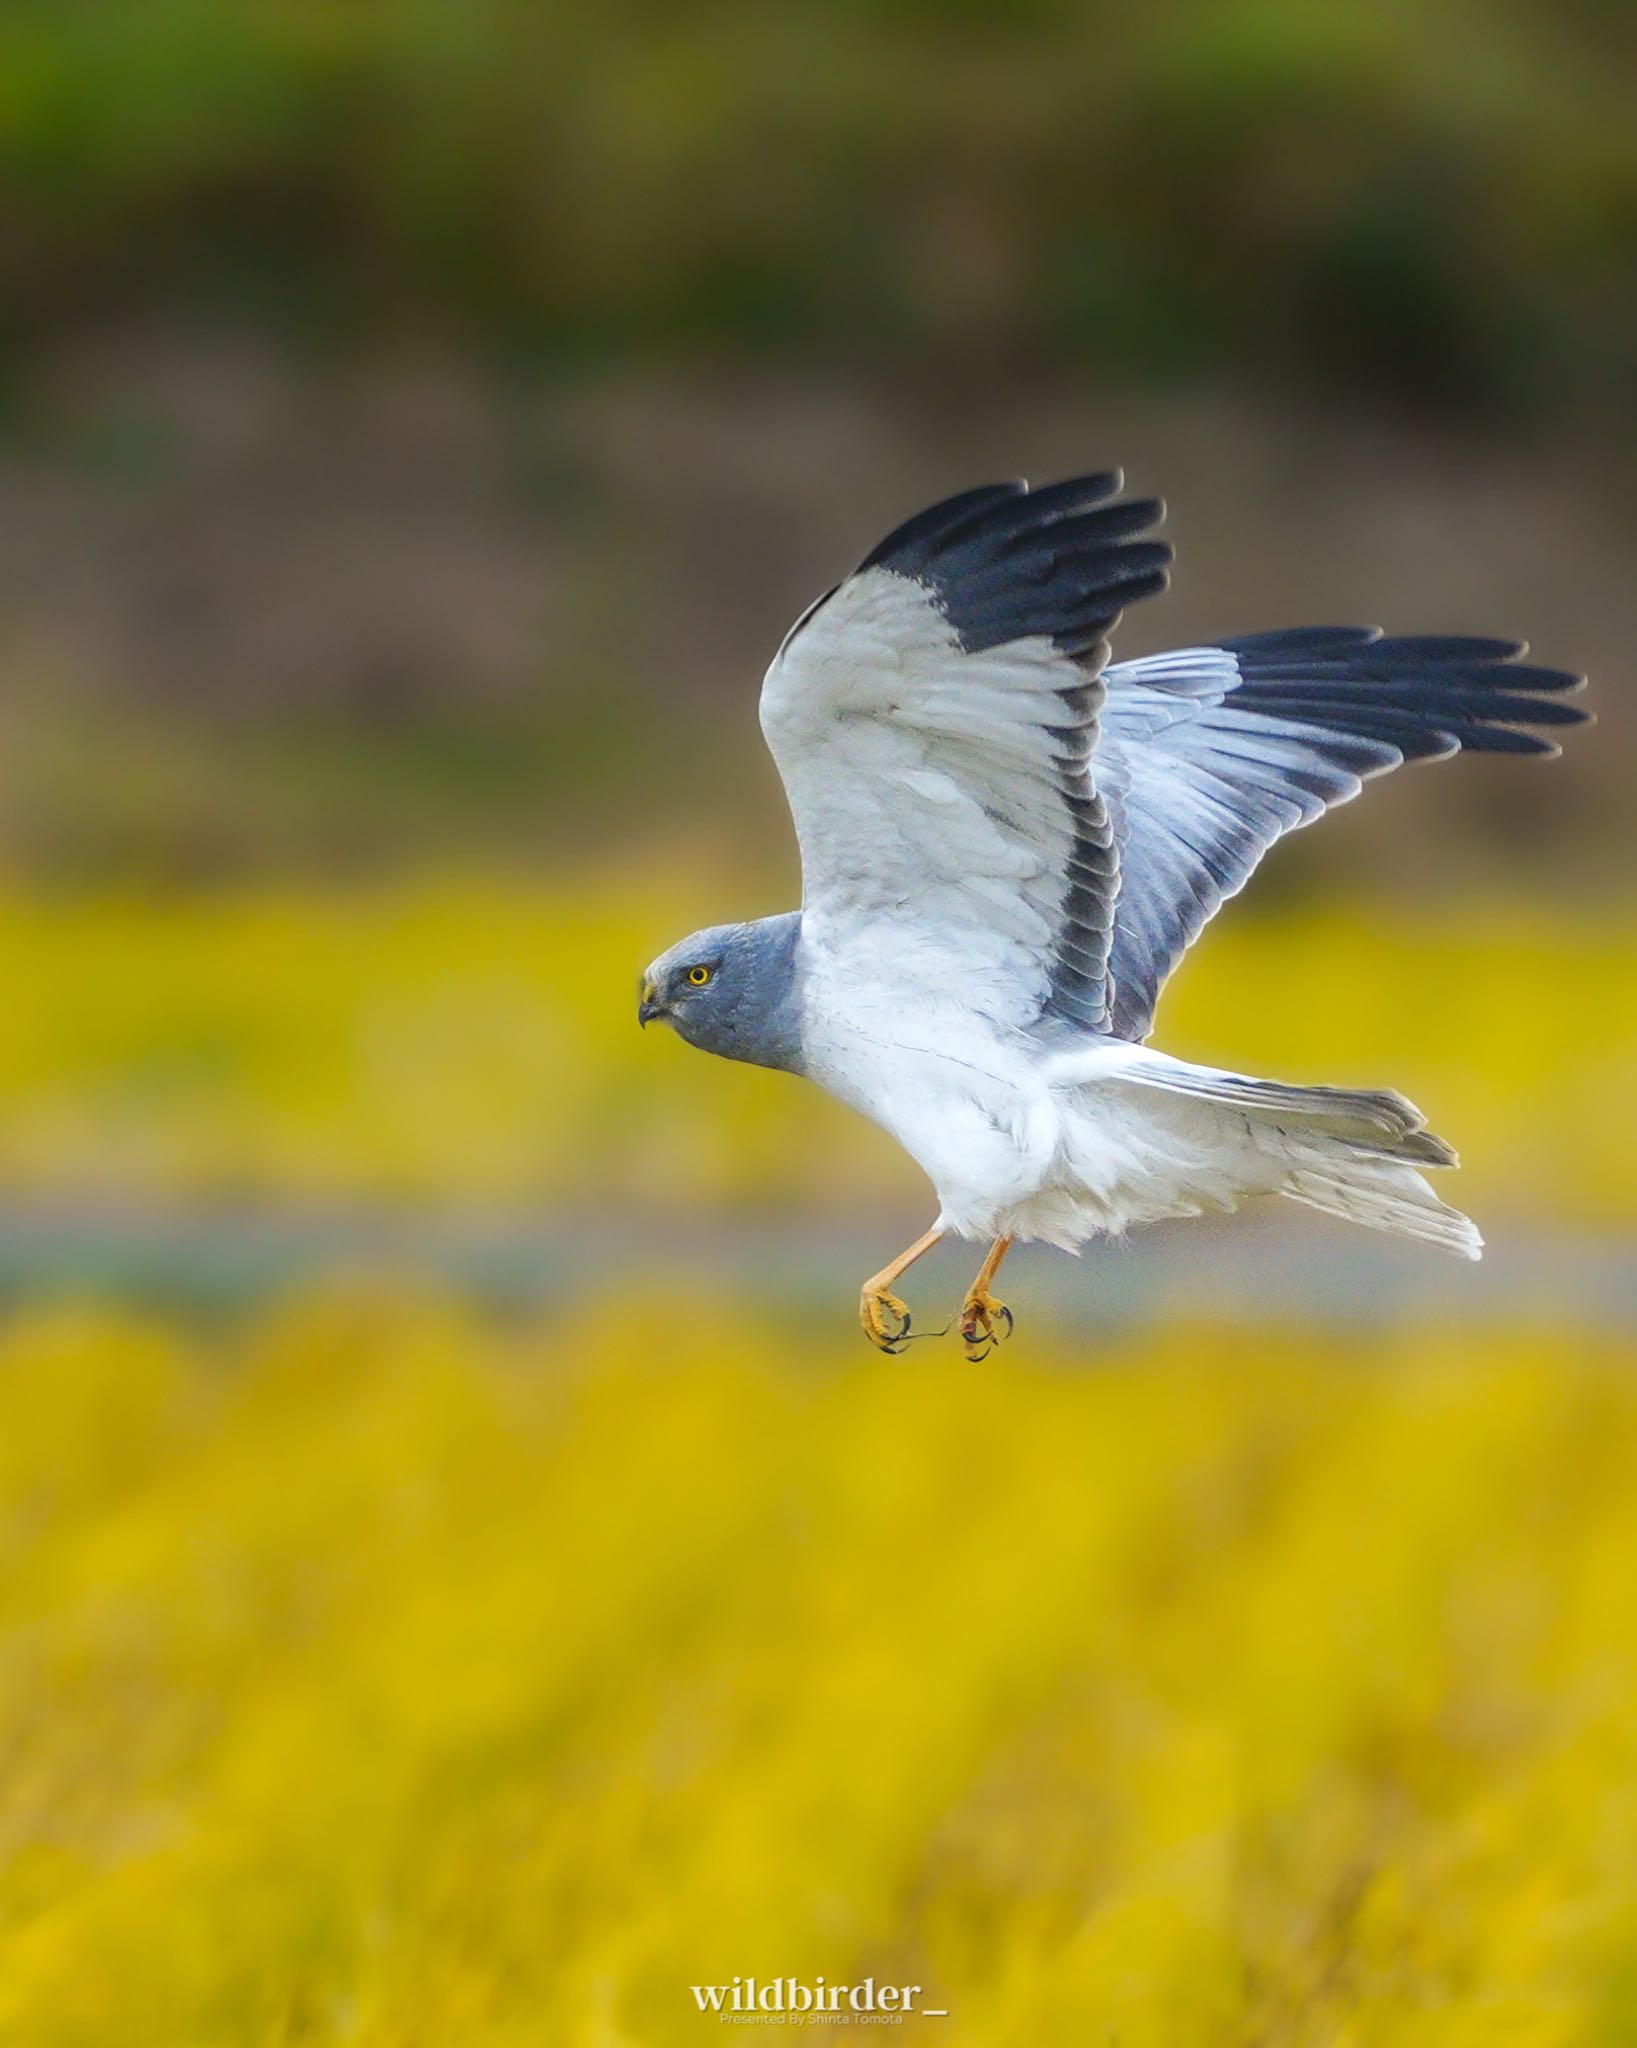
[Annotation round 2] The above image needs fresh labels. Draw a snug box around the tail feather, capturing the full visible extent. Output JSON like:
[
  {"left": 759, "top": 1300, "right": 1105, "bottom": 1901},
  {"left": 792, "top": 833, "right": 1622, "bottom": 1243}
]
[
  {"left": 1281, "top": 1159, "right": 1483, "bottom": 1259},
  {"left": 1119, "top": 1062, "right": 1460, "bottom": 1166},
  {"left": 1099, "top": 1049, "right": 1481, "bottom": 1258}
]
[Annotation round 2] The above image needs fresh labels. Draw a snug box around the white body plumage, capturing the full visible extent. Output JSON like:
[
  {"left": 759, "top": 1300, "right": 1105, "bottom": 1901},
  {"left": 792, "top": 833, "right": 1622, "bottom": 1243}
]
[{"left": 798, "top": 946, "right": 1479, "bottom": 1256}]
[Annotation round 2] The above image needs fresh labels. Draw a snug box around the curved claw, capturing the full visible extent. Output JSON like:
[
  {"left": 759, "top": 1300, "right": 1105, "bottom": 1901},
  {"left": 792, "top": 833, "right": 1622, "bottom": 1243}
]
[
  {"left": 860, "top": 1287, "right": 912, "bottom": 1353},
  {"left": 957, "top": 1292, "right": 1014, "bottom": 1362}
]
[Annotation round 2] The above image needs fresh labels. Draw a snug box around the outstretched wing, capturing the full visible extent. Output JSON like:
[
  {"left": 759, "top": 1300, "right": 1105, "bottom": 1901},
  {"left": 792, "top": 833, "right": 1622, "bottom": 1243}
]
[
  {"left": 760, "top": 475, "right": 1170, "bottom": 1030},
  {"left": 1098, "top": 630, "right": 1588, "bottom": 1040}
]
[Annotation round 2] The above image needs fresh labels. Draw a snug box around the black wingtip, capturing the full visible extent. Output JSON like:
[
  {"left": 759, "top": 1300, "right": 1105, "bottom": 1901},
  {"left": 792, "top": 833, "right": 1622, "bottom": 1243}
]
[
  {"left": 1222, "top": 628, "right": 1593, "bottom": 759},
  {"left": 858, "top": 481, "right": 1025, "bottom": 574},
  {"left": 861, "top": 470, "right": 1170, "bottom": 658}
]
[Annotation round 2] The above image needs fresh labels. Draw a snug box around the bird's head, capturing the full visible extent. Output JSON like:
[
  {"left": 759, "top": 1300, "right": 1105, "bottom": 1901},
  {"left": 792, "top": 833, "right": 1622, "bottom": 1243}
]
[
  {"left": 637, "top": 916, "right": 804, "bottom": 1072},
  {"left": 638, "top": 922, "right": 758, "bottom": 1052}
]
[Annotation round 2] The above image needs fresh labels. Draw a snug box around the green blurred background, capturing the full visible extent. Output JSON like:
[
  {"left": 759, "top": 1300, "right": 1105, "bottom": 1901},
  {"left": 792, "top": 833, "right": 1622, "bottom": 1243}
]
[
  {"left": 1, "top": 5, "right": 1636, "bottom": 2042},
  {"left": 2, "top": 0, "right": 1633, "bottom": 888}
]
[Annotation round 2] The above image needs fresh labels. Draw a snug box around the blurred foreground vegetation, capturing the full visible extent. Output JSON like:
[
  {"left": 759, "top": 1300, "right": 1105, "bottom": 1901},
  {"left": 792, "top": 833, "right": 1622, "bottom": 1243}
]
[
  {"left": 0, "top": 879, "right": 1629, "bottom": 1224},
  {"left": 0, "top": 1294, "right": 1633, "bottom": 2044}
]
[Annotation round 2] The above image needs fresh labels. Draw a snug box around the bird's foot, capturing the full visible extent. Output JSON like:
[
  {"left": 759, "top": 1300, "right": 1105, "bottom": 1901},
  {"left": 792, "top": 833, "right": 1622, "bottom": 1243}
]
[
  {"left": 859, "top": 1285, "right": 912, "bottom": 1354},
  {"left": 957, "top": 1290, "right": 1013, "bottom": 1362}
]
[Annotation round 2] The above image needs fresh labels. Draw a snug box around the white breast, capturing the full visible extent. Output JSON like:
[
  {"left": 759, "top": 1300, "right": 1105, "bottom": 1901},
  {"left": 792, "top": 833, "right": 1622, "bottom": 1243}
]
[{"left": 797, "top": 955, "right": 1065, "bottom": 1240}]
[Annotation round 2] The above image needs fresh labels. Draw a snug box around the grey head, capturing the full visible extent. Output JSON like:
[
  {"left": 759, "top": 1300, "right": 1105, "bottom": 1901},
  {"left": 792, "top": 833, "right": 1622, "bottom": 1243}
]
[{"left": 638, "top": 912, "right": 804, "bottom": 1074}]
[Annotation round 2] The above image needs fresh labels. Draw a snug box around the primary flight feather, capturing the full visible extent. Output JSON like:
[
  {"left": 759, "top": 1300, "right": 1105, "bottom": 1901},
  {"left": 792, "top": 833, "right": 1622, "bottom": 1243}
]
[{"left": 639, "top": 473, "right": 1587, "bottom": 1356}]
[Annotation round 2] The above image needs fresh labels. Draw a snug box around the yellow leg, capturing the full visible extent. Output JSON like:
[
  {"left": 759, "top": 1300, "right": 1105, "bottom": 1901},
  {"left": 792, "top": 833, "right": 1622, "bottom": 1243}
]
[
  {"left": 957, "top": 1237, "right": 1014, "bottom": 1361},
  {"left": 859, "top": 1225, "right": 944, "bottom": 1353}
]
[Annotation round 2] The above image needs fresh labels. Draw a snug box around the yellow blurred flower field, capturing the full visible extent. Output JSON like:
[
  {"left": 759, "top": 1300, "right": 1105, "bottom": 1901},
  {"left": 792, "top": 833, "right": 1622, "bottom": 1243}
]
[
  {"left": 0, "top": 878, "right": 1630, "bottom": 1220},
  {"left": 0, "top": 877, "right": 1632, "bottom": 2043},
  {"left": 0, "top": 1295, "right": 1634, "bottom": 2045}
]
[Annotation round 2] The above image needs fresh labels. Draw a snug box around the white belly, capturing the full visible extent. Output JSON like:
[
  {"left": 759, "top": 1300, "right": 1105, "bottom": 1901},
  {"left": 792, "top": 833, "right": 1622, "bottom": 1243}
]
[
  {"left": 801, "top": 990, "right": 1288, "bottom": 1250},
  {"left": 798, "top": 991, "right": 1060, "bottom": 1240}
]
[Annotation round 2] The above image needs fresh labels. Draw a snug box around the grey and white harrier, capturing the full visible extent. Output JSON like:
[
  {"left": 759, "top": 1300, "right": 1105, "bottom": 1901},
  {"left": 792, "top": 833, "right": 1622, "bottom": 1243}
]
[{"left": 639, "top": 474, "right": 1586, "bottom": 1357}]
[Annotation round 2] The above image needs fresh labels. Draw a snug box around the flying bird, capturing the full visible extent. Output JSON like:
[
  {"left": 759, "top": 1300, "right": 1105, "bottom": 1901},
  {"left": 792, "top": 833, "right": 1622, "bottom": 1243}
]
[{"left": 638, "top": 474, "right": 1586, "bottom": 1357}]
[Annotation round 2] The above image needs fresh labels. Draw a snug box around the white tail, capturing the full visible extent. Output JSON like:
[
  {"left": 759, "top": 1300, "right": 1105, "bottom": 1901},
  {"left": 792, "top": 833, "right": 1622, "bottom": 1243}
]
[
  {"left": 1281, "top": 1157, "right": 1483, "bottom": 1259},
  {"left": 1096, "top": 1049, "right": 1484, "bottom": 1259}
]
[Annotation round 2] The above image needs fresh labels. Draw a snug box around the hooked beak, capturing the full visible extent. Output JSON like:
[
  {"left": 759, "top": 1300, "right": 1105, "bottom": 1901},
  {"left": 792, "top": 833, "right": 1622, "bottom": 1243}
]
[{"left": 638, "top": 980, "right": 666, "bottom": 1029}]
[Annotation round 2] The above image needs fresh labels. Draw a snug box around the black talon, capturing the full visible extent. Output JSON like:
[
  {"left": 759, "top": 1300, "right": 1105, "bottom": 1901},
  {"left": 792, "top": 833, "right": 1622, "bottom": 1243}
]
[
  {"left": 863, "top": 1301, "right": 912, "bottom": 1352},
  {"left": 994, "top": 1306, "right": 1014, "bottom": 1339}
]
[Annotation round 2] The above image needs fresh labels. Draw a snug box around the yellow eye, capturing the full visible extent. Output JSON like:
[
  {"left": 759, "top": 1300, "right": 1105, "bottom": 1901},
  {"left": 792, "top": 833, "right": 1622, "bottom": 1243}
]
[{"left": 687, "top": 965, "right": 711, "bottom": 986}]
